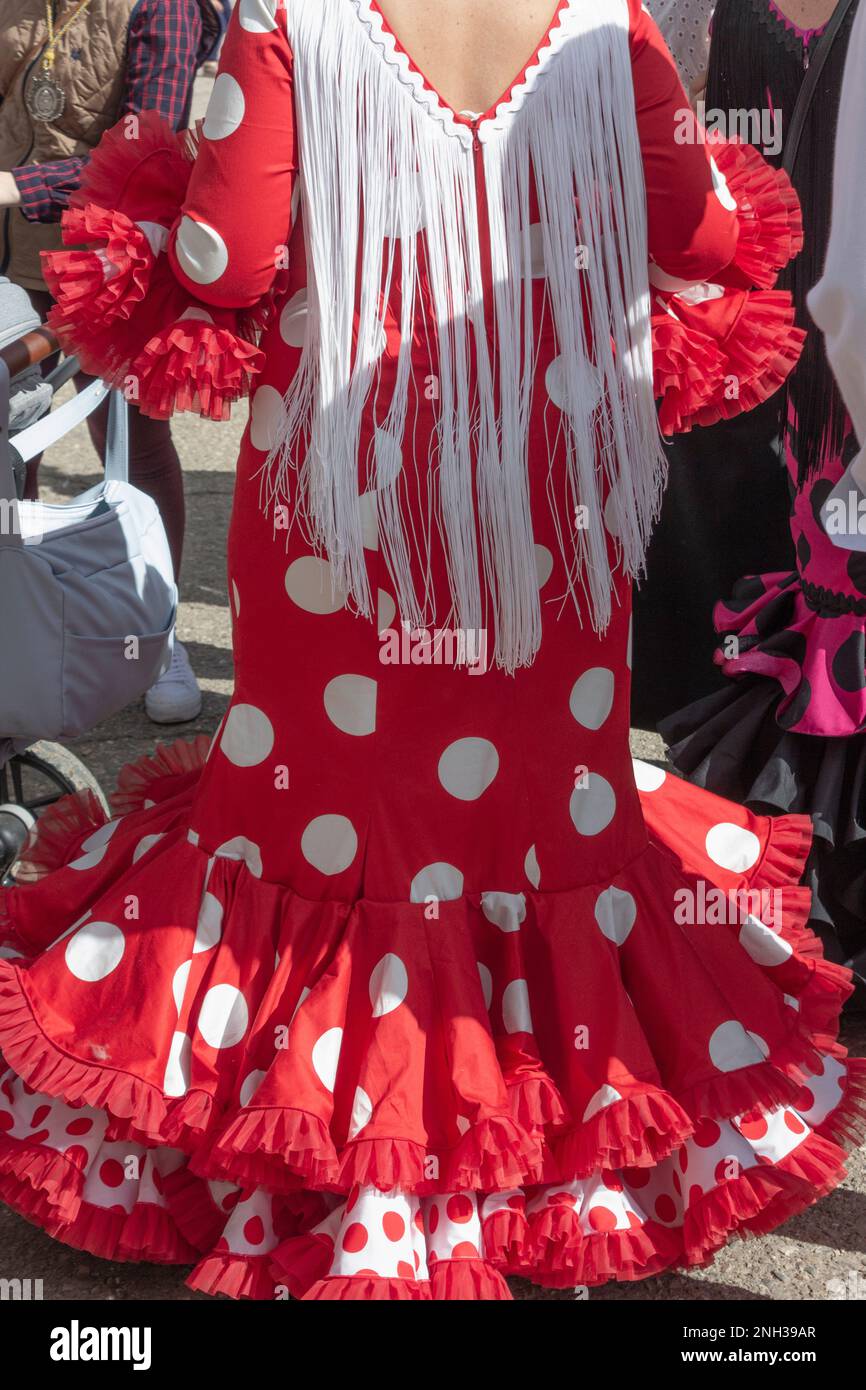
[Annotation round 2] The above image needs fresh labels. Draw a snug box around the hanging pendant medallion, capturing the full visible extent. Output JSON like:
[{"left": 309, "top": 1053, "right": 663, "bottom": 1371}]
[{"left": 26, "top": 73, "right": 66, "bottom": 123}]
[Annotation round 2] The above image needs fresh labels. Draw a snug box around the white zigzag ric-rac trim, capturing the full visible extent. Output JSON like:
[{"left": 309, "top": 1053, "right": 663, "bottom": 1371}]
[{"left": 348, "top": 0, "right": 623, "bottom": 147}]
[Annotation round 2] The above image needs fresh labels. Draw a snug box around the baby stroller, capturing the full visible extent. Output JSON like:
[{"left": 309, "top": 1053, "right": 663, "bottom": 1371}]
[{"left": 0, "top": 278, "right": 176, "bottom": 883}]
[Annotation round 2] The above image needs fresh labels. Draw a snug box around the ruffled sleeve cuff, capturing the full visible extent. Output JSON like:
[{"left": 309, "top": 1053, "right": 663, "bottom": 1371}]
[
  {"left": 651, "top": 136, "right": 806, "bottom": 436},
  {"left": 41, "top": 113, "right": 277, "bottom": 421}
]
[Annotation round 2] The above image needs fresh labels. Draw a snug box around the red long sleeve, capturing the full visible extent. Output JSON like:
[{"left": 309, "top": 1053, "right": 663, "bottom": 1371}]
[{"left": 168, "top": 3, "right": 298, "bottom": 310}]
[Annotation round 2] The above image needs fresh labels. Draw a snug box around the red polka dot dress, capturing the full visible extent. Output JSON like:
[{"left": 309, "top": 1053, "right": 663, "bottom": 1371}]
[{"left": 0, "top": 0, "right": 861, "bottom": 1300}]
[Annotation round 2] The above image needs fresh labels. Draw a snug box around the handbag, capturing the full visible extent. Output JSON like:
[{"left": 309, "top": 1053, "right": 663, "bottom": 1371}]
[{"left": 0, "top": 360, "right": 177, "bottom": 742}]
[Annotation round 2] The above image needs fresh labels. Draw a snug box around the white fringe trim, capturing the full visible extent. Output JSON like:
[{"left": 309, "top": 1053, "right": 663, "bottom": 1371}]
[{"left": 260, "top": 0, "right": 665, "bottom": 671}]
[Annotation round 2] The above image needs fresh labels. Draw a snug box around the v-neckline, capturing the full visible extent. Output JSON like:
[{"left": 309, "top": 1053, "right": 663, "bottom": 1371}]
[{"left": 354, "top": 0, "right": 575, "bottom": 141}]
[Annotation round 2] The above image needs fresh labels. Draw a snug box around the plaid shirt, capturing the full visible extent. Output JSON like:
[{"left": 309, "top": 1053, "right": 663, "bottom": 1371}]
[{"left": 13, "top": 0, "right": 222, "bottom": 223}]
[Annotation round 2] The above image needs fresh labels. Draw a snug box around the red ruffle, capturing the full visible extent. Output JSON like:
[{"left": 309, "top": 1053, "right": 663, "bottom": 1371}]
[
  {"left": 524, "top": 1203, "right": 680, "bottom": 1288},
  {"left": 199, "top": 1107, "right": 340, "bottom": 1192},
  {"left": 0, "top": 1133, "right": 84, "bottom": 1222},
  {"left": 111, "top": 734, "right": 211, "bottom": 816},
  {"left": 0, "top": 962, "right": 216, "bottom": 1147},
  {"left": 708, "top": 137, "right": 804, "bottom": 289},
  {"left": 302, "top": 1275, "right": 432, "bottom": 1301},
  {"left": 817, "top": 1058, "right": 866, "bottom": 1152},
  {"left": 651, "top": 135, "right": 805, "bottom": 434},
  {"left": 187, "top": 1250, "right": 278, "bottom": 1301},
  {"left": 270, "top": 1230, "right": 336, "bottom": 1299},
  {"left": 41, "top": 113, "right": 270, "bottom": 422},
  {"left": 480, "top": 1203, "right": 529, "bottom": 1269},
  {"left": 428, "top": 1258, "right": 512, "bottom": 1300},
  {"left": 683, "top": 1130, "right": 846, "bottom": 1267},
  {"left": 553, "top": 1090, "right": 695, "bottom": 1178},
  {"left": 0, "top": 1170, "right": 194, "bottom": 1264}
]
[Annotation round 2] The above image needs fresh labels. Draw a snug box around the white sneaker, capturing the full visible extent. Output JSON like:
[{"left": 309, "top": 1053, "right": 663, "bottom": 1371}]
[{"left": 145, "top": 640, "right": 203, "bottom": 724}]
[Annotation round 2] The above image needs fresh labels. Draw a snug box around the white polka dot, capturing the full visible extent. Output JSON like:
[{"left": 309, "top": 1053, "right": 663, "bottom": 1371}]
[
  {"left": 481, "top": 892, "right": 526, "bottom": 933},
  {"left": 369, "top": 953, "right": 408, "bottom": 1017},
  {"left": 194, "top": 892, "right": 223, "bottom": 954},
  {"left": 632, "top": 758, "right": 666, "bottom": 792},
  {"left": 358, "top": 491, "right": 379, "bottom": 550},
  {"left": 437, "top": 737, "right": 500, "bottom": 801},
  {"left": 524, "top": 844, "right": 540, "bottom": 889},
  {"left": 708, "top": 1020, "right": 767, "bottom": 1072},
  {"left": 250, "top": 384, "right": 285, "bottom": 452},
  {"left": 783, "top": 993, "right": 800, "bottom": 1011},
  {"left": 65, "top": 921, "right": 125, "bottom": 982},
  {"left": 132, "top": 833, "right": 163, "bottom": 863},
  {"left": 348, "top": 1085, "right": 373, "bottom": 1138},
  {"left": 569, "top": 773, "right": 616, "bottom": 836},
  {"left": 594, "top": 886, "right": 636, "bottom": 946},
  {"left": 311, "top": 1027, "right": 343, "bottom": 1092},
  {"left": 69, "top": 819, "right": 121, "bottom": 870},
  {"left": 219, "top": 703, "right": 275, "bottom": 767},
  {"left": 502, "top": 978, "right": 533, "bottom": 1034},
  {"left": 301, "top": 814, "right": 358, "bottom": 875},
  {"left": 239, "top": 0, "right": 277, "bottom": 32},
  {"left": 179, "top": 306, "right": 214, "bottom": 324},
  {"left": 569, "top": 668, "right": 614, "bottom": 730},
  {"left": 197, "top": 984, "right": 249, "bottom": 1050},
  {"left": 705, "top": 823, "right": 761, "bottom": 873},
  {"left": 163, "top": 1031, "right": 191, "bottom": 1097},
  {"left": 410, "top": 862, "right": 464, "bottom": 903},
  {"left": 214, "top": 837, "right": 263, "bottom": 878},
  {"left": 203, "top": 72, "right": 245, "bottom": 140},
  {"left": 583, "top": 1083, "right": 622, "bottom": 1122},
  {"left": 604, "top": 489, "right": 621, "bottom": 539},
  {"left": 172, "top": 960, "right": 191, "bottom": 1013},
  {"left": 378, "top": 589, "right": 397, "bottom": 632},
  {"left": 175, "top": 214, "right": 229, "bottom": 285},
  {"left": 477, "top": 961, "right": 493, "bottom": 1010},
  {"left": 710, "top": 157, "right": 738, "bottom": 211},
  {"left": 240, "top": 1069, "right": 266, "bottom": 1107},
  {"left": 231, "top": 579, "right": 240, "bottom": 617},
  {"left": 545, "top": 355, "right": 603, "bottom": 417},
  {"left": 279, "top": 288, "right": 307, "bottom": 347},
  {"left": 285, "top": 555, "right": 346, "bottom": 614},
  {"left": 324, "top": 674, "right": 377, "bottom": 736},
  {"left": 738, "top": 915, "right": 793, "bottom": 967},
  {"left": 534, "top": 544, "right": 553, "bottom": 588}
]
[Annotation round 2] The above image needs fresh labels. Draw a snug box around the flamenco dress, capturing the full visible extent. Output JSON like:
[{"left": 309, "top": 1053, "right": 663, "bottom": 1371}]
[{"left": 0, "top": 0, "right": 862, "bottom": 1300}]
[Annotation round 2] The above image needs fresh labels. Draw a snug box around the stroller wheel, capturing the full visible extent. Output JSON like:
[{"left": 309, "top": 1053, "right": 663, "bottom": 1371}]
[{"left": 0, "top": 742, "right": 109, "bottom": 882}]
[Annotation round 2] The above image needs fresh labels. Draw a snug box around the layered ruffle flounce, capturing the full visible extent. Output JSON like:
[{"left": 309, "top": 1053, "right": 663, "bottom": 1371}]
[
  {"left": 0, "top": 740, "right": 863, "bottom": 1298},
  {"left": 41, "top": 114, "right": 280, "bottom": 422},
  {"left": 650, "top": 136, "right": 805, "bottom": 435},
  {"left": 663, "top": 675, "right": 866, "bottom": 990}
]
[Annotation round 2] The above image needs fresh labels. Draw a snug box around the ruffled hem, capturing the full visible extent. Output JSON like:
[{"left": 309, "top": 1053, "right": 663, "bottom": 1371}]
[
  {"left": 552, "top": 1089, "right": 695, "bottom": 1176},
  {"left": 0, "top": 735, "right": 863, "bottom": 1298},
  {"left": 302, "top": 1275, "right": 432, "bottom": 1301},
  {"left": 713, "top": 571, "right": 866, "bottom": 738},
  {"left": 187, "top": 1251, "right": 278, "bottom": 1301},
  {"left": 709, "top": 136, "right": 804, "bottom": 290}
]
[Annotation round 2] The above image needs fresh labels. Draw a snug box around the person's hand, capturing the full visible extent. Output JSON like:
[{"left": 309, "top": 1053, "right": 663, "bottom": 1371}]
[
  {"left": 689, "top": 68, "right": 708, "bottom": 111},
  {"left": 0, "top": 172, "right": 21, "bottom": 208}
]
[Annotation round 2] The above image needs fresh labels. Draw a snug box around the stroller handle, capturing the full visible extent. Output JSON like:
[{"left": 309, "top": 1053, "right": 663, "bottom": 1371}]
[{"left": 0, "top": 326, "right": 59, "bottom": 378}]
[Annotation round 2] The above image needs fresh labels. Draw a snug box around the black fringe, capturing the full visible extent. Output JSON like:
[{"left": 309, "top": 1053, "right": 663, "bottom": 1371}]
[{"left": 706, "top": 0, "right": 859, "bottom": 484}]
